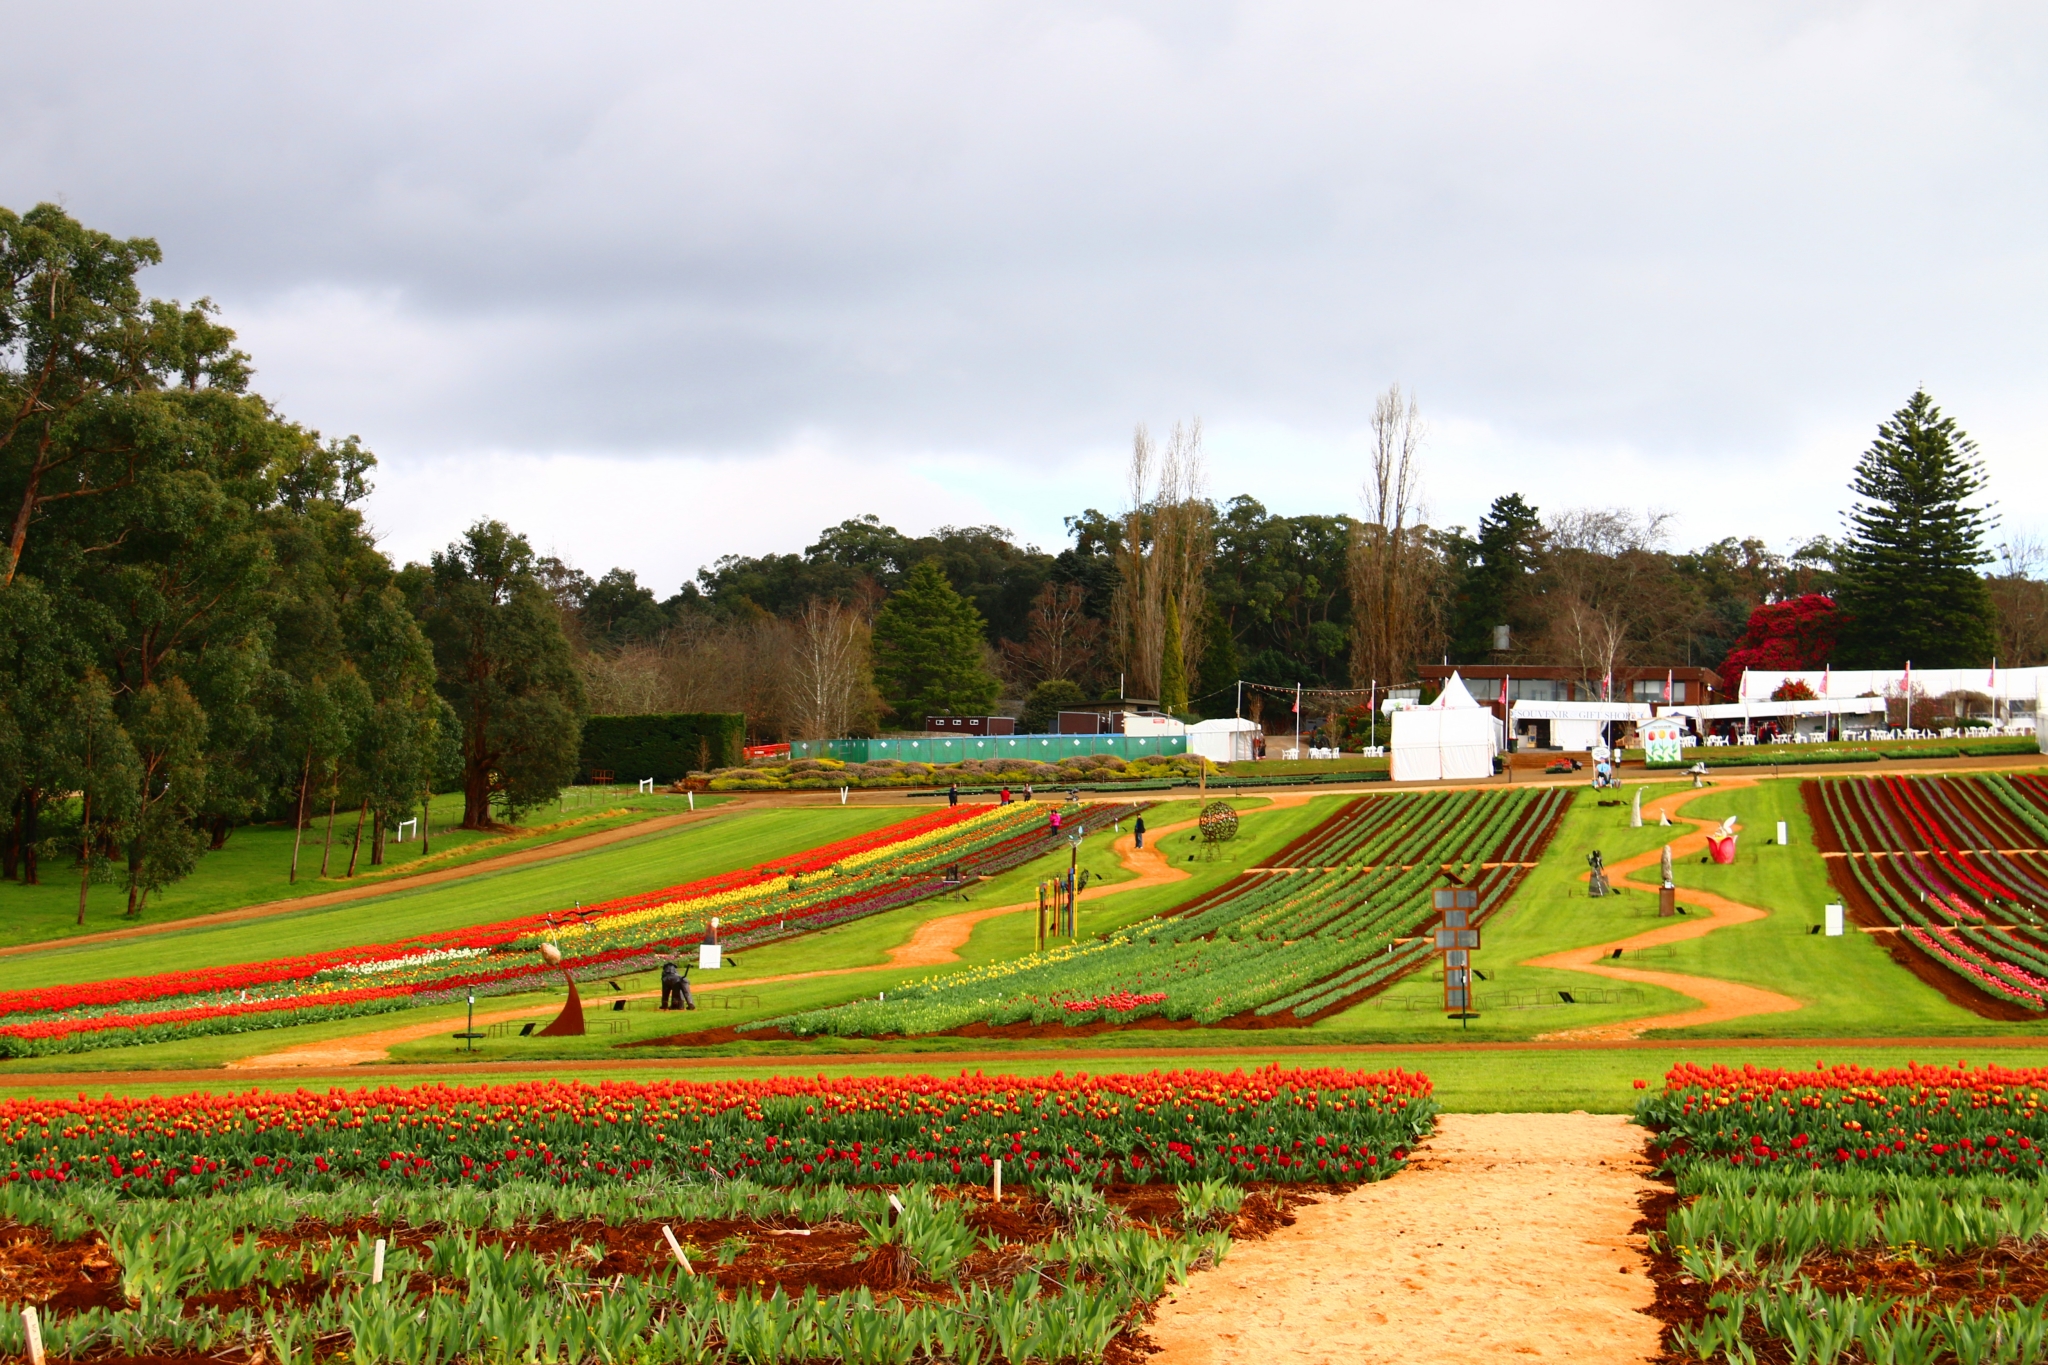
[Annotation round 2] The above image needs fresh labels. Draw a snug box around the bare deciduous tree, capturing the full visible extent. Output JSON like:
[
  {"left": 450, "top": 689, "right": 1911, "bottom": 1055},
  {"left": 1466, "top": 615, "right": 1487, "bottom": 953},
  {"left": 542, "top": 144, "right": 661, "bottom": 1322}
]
[
  {"left": 1349, "top": 385, "right": 1443, "bottom": 689},
  {"left": 1112, "top": 420, "right": 1212, "bottom": 700},
  {"left": 1001, "top": 581, "right": 1104, "bottom": 690},
  {"left": 1532, "top": 508, "right": 1686, "bottom": 693},
  {"left": 782, "top": 599, "right": 881, "bottom": 739},
  {"left": 1990, "top": 531, "right": 2048, "bottom": 667}
]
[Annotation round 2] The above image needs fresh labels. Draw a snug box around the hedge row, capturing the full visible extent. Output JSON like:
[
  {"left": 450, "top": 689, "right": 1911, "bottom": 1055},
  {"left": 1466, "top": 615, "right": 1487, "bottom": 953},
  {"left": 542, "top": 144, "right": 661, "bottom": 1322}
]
[{"left": 580, "top": 713, "right": 745, "bottom": 783}]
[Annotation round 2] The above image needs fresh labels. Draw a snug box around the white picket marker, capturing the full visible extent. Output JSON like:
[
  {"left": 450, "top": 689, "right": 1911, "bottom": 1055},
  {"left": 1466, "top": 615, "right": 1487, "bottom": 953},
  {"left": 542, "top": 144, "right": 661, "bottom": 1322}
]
[
  {"left": 993, "top": 1158, "right": 1003, "bottom": 1201},
  {"left": 22, "top": 1305, "right": 45, "bottom": 1365},
  {"left": 840, "top": 786, "right": 849, "bottom": 805},
  {"left": 687, "top": 791, "right": 695, "bottom": 812},
  {"left": 1777, "top": 821, "right": 1789, "bottom": 846},
  {"left": 662, "top": 1224, "right": 694, "bottom": 1274},
  {"left": 372, "top": 1238, "right": 386, "bottom": 1284},
  {"left": 887, "top": 1193, "right": 906, "bottom": 1219}
]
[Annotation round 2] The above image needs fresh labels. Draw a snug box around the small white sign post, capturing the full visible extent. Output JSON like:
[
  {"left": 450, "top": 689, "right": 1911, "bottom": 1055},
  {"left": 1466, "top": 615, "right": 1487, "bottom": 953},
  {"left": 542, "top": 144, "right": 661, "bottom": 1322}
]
[
  {"left": 1777, "top": 821, "right": 1789, "bottom": 846},
  {"left": 1824, "top": 904, "right": 1844, "bottom": 937}
]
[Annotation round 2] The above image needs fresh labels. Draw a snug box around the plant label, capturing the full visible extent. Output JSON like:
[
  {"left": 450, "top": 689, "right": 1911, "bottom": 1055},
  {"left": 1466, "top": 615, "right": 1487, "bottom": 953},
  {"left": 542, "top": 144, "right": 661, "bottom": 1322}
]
[
  {"left": 662, "top": 1225, "right": 694, "bottom": 1273},
  {"left": 1824, "top": 904, "right": 1843, "bottom": 937},
  {"left": 22, "top": 1306, "right": 44, "bottom": 1365},
  {"left": 372, "top": 1238, "right": 385, "bottom": 1285},
  {"left": 698, "top": 944, "right": 722, "bottom": 970}
]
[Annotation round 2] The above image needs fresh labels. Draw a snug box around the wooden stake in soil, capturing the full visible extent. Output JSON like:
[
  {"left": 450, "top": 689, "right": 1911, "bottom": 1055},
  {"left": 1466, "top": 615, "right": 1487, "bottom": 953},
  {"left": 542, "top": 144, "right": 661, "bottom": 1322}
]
[
  {"left": 21, "top": 1305, "right": 44, "bottom": 1365},
  {"left": 661, "top": 1225, "right": 694, "bottom": 1273},
  {"left": 372, "top": 1238, "right": 386, "bottom": 1284},
  {"left": 993, "top": 1159, "right": 1003, "bottom": 1201}
]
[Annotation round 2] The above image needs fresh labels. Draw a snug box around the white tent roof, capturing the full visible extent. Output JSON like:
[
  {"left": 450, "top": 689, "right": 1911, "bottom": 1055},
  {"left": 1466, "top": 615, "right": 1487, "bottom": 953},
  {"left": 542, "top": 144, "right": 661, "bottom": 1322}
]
[
  {"left": 1662, "top": 697, "right": 1884, "bottom": 720},
  {"left": 1188, "top": 718, "right": 1262, "bottom": 733},
  {"left": 1428, "top": 671, "right": 1483, "bottom": 709}
]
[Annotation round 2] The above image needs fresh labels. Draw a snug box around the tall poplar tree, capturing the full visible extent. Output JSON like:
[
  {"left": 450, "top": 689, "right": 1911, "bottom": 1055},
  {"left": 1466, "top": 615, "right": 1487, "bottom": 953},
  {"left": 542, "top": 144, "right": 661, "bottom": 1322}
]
[
  {"left": 1833, "top": 391, "right": 1999, "bottom": 668},
  {"left": 1159, "top": 596, "right": 1189, "bottom": 713}
]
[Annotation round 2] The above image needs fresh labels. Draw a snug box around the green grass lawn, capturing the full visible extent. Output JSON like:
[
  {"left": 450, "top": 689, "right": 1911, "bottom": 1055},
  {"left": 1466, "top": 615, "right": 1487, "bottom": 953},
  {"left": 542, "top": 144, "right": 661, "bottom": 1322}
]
[
  {"left": 1648, "top": 779, "right": 2048, "bottom": 1039},
  {"left": 1, "top": 805, "right": 906, "bottom": 991},
  {"left": 0, "top": 788, "right": 733, "bottom": 949},
  {"left": 18, "top": 1042, "right": 2048, "bottom": 1114}
]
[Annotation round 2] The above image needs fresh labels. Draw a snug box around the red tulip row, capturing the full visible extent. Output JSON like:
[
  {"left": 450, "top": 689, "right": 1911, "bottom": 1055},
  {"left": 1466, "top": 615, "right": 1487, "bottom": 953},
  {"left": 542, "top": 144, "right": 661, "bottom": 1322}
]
[
  {"left": 2, "top": 1066, "right": 1438, "bottom": 1194},
  {"left": 1636, "top": 1060, "right": 2048, "bottom": 1174}
]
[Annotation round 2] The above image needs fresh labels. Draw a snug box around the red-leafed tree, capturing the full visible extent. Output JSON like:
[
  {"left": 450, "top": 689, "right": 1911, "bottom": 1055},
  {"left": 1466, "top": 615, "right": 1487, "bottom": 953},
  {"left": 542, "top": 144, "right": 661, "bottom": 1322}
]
[{"left": 1720, "top": 594, "right": 1841, "bottom": 696}]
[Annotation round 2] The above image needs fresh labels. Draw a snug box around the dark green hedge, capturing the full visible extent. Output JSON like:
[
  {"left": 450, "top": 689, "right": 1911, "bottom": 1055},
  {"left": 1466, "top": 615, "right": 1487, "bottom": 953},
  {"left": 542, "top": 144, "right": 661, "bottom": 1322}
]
[{"left": 580, "top": 713, "right": 745, "bottom": 783}]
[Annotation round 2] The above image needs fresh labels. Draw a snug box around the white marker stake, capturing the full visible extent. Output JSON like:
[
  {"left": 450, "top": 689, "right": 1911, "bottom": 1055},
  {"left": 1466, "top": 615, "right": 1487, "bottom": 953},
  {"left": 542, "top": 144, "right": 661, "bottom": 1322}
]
[
  {"left": 687, "top": 791, "right": 694, "bottom": 811},
  {"left": 662, "top": 1225, "right": 694, "bottom": 1274},
  {"left": 22, "top": 1306, "right": 44, "bottom": 1365},
  {"left": 888, "top": 1193, "right": 906, "bottom": 1219},
  {"left": 993, "top": 1159, "right": 1003, "bottom": 1201},
  {"left": 1777, "top": 821, "right": 1789, "bottom": 846},
  {"left": 372, "top": 1238, "right": 386, "bottom": 1284}
]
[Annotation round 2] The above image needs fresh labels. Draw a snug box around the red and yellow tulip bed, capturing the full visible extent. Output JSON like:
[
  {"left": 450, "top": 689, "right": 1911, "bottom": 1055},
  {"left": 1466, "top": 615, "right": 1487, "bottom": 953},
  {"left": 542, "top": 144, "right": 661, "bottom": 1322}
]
[
  {"left": 0, "top": 1067, "right": 1434, "bottom": 1363},
  {"left": 1636, "top": 1061, "right": 2048, "bottom": 1361},
  {"left": 0, "top": 802, "right": 1131, "bottom": 1059}
]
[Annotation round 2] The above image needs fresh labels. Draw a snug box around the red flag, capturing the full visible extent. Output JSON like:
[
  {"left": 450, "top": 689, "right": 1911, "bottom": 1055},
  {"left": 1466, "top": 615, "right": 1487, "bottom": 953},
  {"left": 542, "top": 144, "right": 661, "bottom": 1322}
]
[
  {"left": 1662, "top": 670, "right": 1672, "bottom": 704},
  {"left": 1292, "top": 684, "right": 1300, "bottom": 714}
]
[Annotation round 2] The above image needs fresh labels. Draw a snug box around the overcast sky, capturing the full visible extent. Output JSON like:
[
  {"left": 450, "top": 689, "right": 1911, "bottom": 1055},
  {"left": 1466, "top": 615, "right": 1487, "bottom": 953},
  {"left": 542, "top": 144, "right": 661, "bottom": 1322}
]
[{"left": 5, "top": 3, "right": 2044, "bottom": 590}]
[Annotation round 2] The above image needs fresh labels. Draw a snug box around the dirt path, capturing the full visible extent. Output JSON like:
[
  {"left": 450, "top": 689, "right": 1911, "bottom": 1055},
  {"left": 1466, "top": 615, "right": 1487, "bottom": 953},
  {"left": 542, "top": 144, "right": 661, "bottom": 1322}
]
[
  {"left": 1525, "top": 780, "right": 1804, "bottom": 1041},
  {"left": 0, "top": 808, "right": 731, "bottom": 960},
  {"left": 224, "top": 802, "right": 1272, "bottom": 1071},
  {"left": 1146, "top": 1112, "right": 1661, "bottom": 1365}
]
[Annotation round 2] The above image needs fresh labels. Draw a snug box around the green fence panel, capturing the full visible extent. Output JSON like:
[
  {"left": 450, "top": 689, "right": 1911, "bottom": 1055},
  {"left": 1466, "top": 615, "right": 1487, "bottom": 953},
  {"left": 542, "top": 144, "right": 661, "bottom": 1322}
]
[{"left": 786, "top": 734, "right": 1188, "bottom": 763}]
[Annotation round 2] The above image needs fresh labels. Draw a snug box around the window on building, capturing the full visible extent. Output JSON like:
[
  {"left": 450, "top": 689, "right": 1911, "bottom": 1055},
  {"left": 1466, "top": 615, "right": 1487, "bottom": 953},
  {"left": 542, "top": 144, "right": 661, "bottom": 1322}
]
[{"left": 1508, "top": 679, "right": 1566, "bottom": 702}]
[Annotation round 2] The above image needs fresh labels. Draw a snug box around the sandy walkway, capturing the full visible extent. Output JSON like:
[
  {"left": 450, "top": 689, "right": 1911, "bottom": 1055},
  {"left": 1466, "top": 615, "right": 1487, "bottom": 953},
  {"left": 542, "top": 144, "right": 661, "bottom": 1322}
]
[
  {"left": 1525, "top": 781, "right": 1804, "bottom": 1041},
  {"left": 225, "top": 800, "right": 1268, "bottom": 1070},
  {"left": 1147, "top": 1112, "right": 1661, "bottom": 1365}
]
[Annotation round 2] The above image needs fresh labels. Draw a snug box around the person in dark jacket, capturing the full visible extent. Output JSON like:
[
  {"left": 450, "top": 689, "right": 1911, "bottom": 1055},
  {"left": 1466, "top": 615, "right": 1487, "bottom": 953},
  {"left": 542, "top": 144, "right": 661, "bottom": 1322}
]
[
  {"left": 948, "top": 783, "right": 959, "bottom": 807},
  {"left": 1133, "top": 814, "right": 1147, "bottom": 850},
  {"left": 659, "top": 957, "right": 683, "bottom": 1010}
]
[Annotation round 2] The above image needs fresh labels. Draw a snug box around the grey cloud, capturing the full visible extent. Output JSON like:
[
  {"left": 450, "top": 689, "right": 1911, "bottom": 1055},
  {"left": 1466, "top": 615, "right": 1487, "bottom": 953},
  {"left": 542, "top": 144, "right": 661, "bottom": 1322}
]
[{"left": 3, "top": 2, "right": 2044, "bottom": 561}]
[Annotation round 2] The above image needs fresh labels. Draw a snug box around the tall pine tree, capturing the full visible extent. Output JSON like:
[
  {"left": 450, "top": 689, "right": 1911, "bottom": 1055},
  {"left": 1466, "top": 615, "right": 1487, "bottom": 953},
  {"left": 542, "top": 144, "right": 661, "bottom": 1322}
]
[
  {"left": 871, "top": 559, "right": 999, "bottom": 723},
  {"left": 1833, "top": 391, "right": 1998, "bottom": 668}
]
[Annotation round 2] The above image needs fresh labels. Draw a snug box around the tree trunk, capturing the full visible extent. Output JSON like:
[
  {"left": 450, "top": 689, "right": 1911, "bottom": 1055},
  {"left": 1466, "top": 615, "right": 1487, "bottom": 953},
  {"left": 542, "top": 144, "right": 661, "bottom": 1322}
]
[
  {"left": 288, "top": 747, "right": 312, "bottom": 884},
  {"left": 319, "top": 788, "right": 338, "bottom": 877},
  {"left": 19, "top": 789, "right": 39, "bottom": 885},
  {"left": 3, "top": 792, "right": 19, "bottom": 882},
  {"left": 370, "top": 808, "right": 384, "bottom": 866},
  {"left": 209, "top": 814, "right": 231, "bottom": 850},
  {"left": 76, "top": 790, "right": 91, "bottom": 926},
  {"left": 420, "top": 788, "right": 431, "bottom": 855},
  {"left": 345, "top": 796, "right": 368, "bottom": 877},
  {"left": 463, "top": 761, "right": 493, "bottom": 830}
]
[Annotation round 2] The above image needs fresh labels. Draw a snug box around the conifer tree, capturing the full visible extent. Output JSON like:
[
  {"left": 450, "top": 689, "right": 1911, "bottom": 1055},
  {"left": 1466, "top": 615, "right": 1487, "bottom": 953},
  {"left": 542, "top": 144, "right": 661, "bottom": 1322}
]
[
  {"left": 871, "top": 559, "right": 999, "bottom": 723},
  {"left": 1833, "top": 391, "right": 1999, "bottom": 668},
  {"left": 1159, "top": 596, "right": 1189, "bottom": 713}
]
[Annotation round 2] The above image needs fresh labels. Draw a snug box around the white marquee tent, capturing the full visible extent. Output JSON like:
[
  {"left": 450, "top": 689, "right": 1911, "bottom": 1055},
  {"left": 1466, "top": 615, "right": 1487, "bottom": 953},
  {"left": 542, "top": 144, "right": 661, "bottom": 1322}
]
[
  {"left": 1392, "top": 672, "right": 1500, "bottom": 782},
  {"left": 1187, "top": 717, "right": 1262, "bottom": 764}
]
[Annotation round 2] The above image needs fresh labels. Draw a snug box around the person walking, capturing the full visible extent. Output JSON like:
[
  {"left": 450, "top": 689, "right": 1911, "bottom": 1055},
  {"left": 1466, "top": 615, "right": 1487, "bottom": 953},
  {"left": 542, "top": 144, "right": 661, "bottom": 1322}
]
[
  {"left": 1133, "top": 814, "right": 1146, "bottom": 850},
  {"left": 948, "top": 783, "right": 959, "bottom": 808},
  {"left": 1000, "top": 785, "right": 1011, "bottom": 805},
  {"left": 1024, "top": 782, "right": 1034, "bottom": 802},
  {"left": 1049, "top": 808, "right": 1062, "bottom": 832}
]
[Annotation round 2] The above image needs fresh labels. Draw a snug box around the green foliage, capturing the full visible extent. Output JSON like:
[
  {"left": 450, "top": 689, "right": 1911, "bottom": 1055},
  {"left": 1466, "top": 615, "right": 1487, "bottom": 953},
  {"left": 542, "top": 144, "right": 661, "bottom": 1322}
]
[
  {"left": 407, "top": 520, "right": 584, "bottom": 828},
  {"left": 870, "top": 558, "right": 1000, "bottom": 723},
  {"left": 1020, "top": 678, "right": 1088, "bottom": 733},
  {"left": 1447, "top": 492, "right": 1542, "bottom": 662},
  {"left": 1160, "top": 596, "right": 1189, "bottom": 713},
  {"left": 580, "top": 712, "right": 744, "bottom": 781},
  {"left": 1834, "top": 390, "right": 2000, "bottom": 668}
]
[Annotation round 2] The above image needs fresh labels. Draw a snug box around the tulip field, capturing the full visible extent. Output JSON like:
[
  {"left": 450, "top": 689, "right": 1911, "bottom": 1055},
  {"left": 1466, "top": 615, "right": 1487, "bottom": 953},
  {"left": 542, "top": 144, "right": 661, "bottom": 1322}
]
[
  {"left": 0, "top": 802, "right": 1135, "bottom": 1058},
  {"left": 1810, "top": 774, "right": 2048, "bottom": 1013},
  {"left": 1638, "top": 1060, "right": 2048, "bottom": 1361},
  {"left": 0, "top": 1067, "right": 1434, "bottom": 1364},
  {"left": 757, "top": 787, "right": 1569, "bottom": 1037}
]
